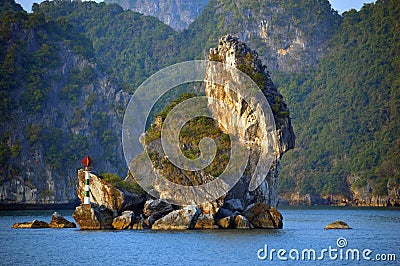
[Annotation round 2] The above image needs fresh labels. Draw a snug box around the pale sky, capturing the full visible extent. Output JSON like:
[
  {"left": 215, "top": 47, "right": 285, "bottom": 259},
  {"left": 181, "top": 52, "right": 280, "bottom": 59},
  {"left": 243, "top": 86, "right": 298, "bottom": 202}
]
[
  {"left": 329, "top": 0, "right": 376, "bottom": 14},
  {"left": 15, "top": 0, "right": 377, "bottom": 14}
]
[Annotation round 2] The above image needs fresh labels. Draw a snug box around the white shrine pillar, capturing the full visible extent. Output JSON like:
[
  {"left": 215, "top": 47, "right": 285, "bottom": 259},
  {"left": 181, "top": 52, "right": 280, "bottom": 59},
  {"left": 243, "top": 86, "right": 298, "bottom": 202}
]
[
  {"left": 81, "top": 156, "right": 93, "bottom": 205},
  {"left": 84, "top": 168, "right": 90, "bottom": 204}
]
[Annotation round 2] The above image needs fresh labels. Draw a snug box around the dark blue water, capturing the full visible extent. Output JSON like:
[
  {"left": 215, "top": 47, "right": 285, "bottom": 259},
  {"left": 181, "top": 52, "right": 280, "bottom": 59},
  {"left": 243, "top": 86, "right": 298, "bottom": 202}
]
[{"left": 0, "top": 207, "right": 399, "bottom": 265}]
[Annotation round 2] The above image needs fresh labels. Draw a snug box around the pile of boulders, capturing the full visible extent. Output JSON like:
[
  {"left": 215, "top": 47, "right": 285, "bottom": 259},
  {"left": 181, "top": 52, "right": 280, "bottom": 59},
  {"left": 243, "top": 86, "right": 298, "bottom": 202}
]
[
  {"left": 73, "top": 196, "right": 282, "bottom": 230},
  {"left": 71, "top": 171, "right": 283, "bottom": 230}
]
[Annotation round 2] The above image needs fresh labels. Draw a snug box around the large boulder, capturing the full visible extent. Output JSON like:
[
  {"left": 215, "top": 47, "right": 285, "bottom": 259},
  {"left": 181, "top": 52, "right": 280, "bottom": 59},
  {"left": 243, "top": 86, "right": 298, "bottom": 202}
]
[
  {"left": 12, "top": 220, "right": 49, "bottom": 229},
  {"left": 111, "top": 211, "right": 146, "bottom": 230},
  {"left": 234, "top": 215, "right": 252, "bottom": 229},
  {"left": 243, "top": 203, "right": 280, "bottom": 229},
  {"left": 143, "top": 199, "right": 173, "bottom": 218},
  {"left": 215, "top": 207, "right": 234, "bottom": 229},
  {"left": 49, "top": 212, "right": 76, "bottom": 228},
  {"left": 143, "top": 199, "right": 174, "bottom": 228},
  {"left": 76, "top": 170, "right": 146, "bottom": 215},
  {"left": 72, "top": 204, "right": 113, "bottom": 230},
  {"left": 131, "top": 216, "right": 146, "bottom": 230},
  {"left": 217, "top": 216, "right": 233, "bottom": 229},
  {"left": 112, "top": 211, "right": 135, "bottom": 230},
  {"left": 199, "top": 199, "right": 223, "bottom": 215},
  {"left": 194, "top": 214, "right": 218, "bottom": 229},
  {"left": 152, "top": 205, "right": 201, "bottom": 230}
]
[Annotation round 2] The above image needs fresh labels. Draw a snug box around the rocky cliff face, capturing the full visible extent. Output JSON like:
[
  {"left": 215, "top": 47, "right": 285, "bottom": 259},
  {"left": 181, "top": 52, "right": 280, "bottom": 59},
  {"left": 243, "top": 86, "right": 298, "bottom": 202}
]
[
  {"left": 188, "top": 0, "right": 341, "bottom": 73},
  {"left": 105, "top": 0, "right": 208, "bottom": 30},
  {"left": 206, "top": 35, "right": 295, "bottom": 208},
  {"left": 109, "top": 0, "right": 341, "bottom": 73},
  {"left": 279, "top": 181, "right": 400, "bottom": 207},
  {"left": 102, "top": 0, "right": 340, "bottom": 76},
  {"left": 0, "top": 19, "right": 129, "bottom": 206},
  {"left": 350, "top": 180, "right": 400, "bottom": 207}
]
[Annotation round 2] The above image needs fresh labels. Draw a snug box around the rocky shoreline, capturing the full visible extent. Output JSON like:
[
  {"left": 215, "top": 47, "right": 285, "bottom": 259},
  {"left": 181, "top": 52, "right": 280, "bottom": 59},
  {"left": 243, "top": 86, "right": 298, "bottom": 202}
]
[{"left": 279, "top": 193, "right": 400, "bottom": 207}]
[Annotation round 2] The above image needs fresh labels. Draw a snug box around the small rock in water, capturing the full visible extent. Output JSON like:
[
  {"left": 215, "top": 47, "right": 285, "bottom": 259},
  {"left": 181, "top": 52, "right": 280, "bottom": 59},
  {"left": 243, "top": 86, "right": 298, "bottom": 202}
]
[
  {"left": 49, "top": 212, "right": 76, "bottom": 228},
  {"left": 324, "top": 220, "right": 352, "bottom": 230},
  {"left": 12, "top": 220, "right": 49, "bottom": 229}
]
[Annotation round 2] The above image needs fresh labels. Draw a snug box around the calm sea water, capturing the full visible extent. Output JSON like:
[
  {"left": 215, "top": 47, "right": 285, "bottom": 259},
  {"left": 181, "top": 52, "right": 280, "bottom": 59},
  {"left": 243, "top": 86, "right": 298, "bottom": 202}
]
[{"left": 0, "top": 207, "right": 399, "bottom": 265}]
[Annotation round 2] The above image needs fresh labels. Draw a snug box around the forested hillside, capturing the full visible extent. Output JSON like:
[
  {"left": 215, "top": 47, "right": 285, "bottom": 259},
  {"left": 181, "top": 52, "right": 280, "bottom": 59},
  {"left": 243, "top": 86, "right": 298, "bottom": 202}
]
[
  {"left": 38, "top": 0, "right": 342, "bottom": 89},
  {"left": 36, "top": 0, "right": 181, "bottom": 91},
  {"left": 182, "top": 0, "right": 341, "bottom": 72},
  {"left": 0, "top": 0, "right": 129, "bottom": 205},
  {"left": 278, "top": 0, "right": 400, "bottom": 205}
]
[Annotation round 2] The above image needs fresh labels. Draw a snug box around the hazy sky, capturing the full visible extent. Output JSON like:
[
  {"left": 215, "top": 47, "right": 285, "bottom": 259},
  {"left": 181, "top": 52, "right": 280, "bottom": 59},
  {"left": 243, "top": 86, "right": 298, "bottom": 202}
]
[{"left": 16, "top": 0, "right": 377, "bottom": 14}]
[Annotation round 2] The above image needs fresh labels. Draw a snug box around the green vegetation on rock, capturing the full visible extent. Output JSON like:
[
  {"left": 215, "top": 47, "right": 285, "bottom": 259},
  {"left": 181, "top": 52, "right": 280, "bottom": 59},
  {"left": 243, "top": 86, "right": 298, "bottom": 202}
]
[
  {"left": 144, "top": 93, "right": 231, "bottom": 185},
  {"left": 102, "top": 172, "right": 146, "bottom": 195}
]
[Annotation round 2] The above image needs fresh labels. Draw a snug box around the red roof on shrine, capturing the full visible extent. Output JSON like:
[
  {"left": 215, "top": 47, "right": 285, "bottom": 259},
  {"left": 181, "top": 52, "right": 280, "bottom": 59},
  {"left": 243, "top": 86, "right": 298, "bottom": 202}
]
[{"left": 81, "top": 156, "right": 93, "bottom": 168}]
